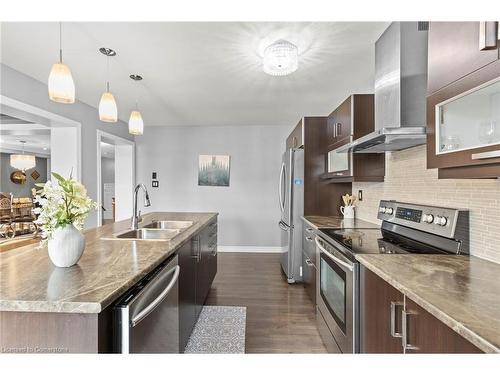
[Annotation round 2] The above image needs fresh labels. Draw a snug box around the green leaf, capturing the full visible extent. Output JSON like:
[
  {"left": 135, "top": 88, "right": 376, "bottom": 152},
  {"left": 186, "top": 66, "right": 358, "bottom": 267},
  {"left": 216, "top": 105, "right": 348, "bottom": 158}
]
[{"left": 51, "top": 172, "right": 66, "bottom": 183}]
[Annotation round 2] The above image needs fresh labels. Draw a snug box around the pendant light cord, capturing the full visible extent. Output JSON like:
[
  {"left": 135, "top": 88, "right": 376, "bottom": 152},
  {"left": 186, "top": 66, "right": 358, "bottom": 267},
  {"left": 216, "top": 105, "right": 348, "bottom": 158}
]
[
  {"left": 59, "top": 22, "right": 63, "bottom": 63},
  {"left": 106, "top": 55, "right": 110, "bottom": 92}
]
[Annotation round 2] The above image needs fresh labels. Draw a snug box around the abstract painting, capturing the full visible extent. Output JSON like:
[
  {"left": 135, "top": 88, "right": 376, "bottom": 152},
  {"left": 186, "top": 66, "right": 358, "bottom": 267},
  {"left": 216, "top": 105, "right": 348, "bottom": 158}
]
[{"left": 198, "top": 155, "right": 230, "bottom": 187}]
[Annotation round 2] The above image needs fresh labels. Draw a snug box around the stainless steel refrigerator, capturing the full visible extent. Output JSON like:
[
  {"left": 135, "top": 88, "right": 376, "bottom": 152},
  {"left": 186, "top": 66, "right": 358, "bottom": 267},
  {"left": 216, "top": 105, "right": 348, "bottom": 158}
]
[{"left": 278, "top": 148, "right": 304, "bottom": 283}]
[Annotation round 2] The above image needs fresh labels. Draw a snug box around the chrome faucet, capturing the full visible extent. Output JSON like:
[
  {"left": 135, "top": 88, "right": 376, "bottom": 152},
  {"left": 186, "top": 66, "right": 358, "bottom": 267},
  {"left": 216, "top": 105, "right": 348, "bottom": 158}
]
[{"left": 131, "top": 183, "right": 151, "bottom": 230}]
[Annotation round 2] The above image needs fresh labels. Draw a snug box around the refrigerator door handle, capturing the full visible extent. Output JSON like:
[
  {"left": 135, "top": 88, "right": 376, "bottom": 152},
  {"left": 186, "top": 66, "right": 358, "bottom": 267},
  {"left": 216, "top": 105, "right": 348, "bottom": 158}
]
[
  {"left": 278, "top": 220, "right": 290, "bottom": 231},
  {"left": 278, "top": 162, "right": 286, "bottom": 212}
]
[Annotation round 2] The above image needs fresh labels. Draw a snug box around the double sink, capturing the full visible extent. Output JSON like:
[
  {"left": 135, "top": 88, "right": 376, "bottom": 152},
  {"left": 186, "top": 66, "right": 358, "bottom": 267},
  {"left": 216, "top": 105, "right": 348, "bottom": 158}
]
[{"left": 109, "top": 220, "right": 194, "bottom": 241}]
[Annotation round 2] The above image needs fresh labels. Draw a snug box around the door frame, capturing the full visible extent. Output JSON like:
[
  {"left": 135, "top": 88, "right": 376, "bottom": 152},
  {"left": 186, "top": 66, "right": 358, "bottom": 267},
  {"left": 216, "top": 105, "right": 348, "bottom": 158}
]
[{"left": 96, "top": 130, "right": 135, "bottom": 226}]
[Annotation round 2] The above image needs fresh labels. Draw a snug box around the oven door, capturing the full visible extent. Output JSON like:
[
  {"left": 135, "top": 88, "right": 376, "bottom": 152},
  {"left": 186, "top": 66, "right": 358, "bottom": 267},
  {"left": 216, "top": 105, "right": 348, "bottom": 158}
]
[{"left": 315, "top": 236, "right": 358, "bottom": 353}]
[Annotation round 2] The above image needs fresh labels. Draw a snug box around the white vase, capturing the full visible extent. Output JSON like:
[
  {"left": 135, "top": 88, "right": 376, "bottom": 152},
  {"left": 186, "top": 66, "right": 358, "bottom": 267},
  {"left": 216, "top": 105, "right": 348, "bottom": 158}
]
[{"left": 47, "top": 224, "right": 86, "bottom": 268}]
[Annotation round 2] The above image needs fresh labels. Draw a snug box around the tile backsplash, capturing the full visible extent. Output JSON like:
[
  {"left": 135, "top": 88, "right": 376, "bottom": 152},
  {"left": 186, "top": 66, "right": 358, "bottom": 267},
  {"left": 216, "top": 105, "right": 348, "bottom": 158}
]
[{"left": 353, "top": 145, "right": 500, "bottom": 264}]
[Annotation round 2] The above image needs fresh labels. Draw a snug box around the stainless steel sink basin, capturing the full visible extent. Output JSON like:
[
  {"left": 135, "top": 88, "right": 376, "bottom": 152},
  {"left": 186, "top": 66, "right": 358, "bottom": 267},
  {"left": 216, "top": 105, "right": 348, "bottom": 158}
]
[
  {"left": 114, "top": 228, "right": 181, "bottom": 240},
  {"left": 143, "top": 220, "right": 194, "bottom": 230}
]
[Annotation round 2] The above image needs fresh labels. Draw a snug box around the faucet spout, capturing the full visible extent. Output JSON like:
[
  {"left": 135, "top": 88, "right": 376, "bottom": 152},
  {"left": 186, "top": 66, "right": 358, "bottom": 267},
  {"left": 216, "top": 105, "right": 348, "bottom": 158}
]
[{"left": 131, "top": 183, "right": 151, "bottom": 230}]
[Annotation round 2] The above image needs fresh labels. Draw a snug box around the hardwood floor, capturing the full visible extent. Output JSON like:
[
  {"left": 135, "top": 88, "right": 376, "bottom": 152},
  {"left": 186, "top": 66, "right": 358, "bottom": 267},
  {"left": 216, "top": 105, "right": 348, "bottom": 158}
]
[{"left": 205, "top": 252, "right": 327, "bottom": 353}]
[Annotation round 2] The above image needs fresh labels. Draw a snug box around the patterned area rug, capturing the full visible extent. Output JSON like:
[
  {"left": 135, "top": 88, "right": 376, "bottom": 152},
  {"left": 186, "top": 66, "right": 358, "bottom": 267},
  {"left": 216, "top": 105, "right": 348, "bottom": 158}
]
[{"left": 184, "top": 305, "right": 246, "bottom": 354}]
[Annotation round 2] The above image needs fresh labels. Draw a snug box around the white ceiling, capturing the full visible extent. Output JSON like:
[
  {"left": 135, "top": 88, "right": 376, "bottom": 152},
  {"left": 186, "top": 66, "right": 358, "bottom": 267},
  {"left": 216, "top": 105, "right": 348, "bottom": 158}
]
[
  {"left": 0, "top": 22, "right": 388, "bottom": 127},
  {"left": 0, "top": 115, "right": 51, "bottom": 156}
]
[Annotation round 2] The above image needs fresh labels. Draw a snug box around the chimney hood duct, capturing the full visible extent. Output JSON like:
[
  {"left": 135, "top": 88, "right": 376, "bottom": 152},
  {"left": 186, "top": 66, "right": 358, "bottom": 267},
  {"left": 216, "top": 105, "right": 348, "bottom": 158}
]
[{"left": 336, "top": 22, "right": 428, "bottom": 153}]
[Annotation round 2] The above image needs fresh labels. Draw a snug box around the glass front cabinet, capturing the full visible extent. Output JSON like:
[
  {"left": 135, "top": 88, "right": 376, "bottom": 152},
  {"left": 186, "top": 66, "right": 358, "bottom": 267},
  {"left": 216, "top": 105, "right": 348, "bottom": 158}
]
[{"left": 426, "top": 26, "right": 500, "bottom": 178}]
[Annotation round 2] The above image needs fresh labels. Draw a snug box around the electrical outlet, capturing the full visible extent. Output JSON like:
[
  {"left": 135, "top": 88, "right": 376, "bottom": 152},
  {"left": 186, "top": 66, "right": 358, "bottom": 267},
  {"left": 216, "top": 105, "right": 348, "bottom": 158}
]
[
  {"left": 358, "top": 190, "right": 363, "bottom": 201},
  {"left": 152, "top": 172, "right": 157, "bottom": 179},
  {"left": 152, "top": 180, "right": 159, "bottom": 188}
]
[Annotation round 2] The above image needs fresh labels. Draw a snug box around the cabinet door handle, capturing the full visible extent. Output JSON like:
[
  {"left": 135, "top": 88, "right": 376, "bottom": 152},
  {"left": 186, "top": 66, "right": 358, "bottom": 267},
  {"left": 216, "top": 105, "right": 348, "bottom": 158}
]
[
  {"left": 471, "top": 150, "right": 500, "bottom": 160},
  {"left": 336, "top": 123, "right": 342, "bottom": 137},
  {"left": 401, "top": 309, "right": 419, "bottom": 351},
  {"left": 479, "top": 21, "right": 499, "bottom": 50},
  {"left": 390, "top": 301, "right": 404, "bottom": 338},
  {"left": 305, "top": 259, "right": 314, "bottom": 267},
  {"left": 305, "top": 236, "right": 313, "bottom": 242},
  {"left": 306, "top": 227, "right": 314, "bottom": 233}
]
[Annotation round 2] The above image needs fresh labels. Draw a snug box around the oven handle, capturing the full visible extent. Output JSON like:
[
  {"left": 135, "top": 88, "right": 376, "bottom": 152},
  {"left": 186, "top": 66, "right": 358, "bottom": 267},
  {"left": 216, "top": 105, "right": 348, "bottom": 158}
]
[
  {"left": 131, "top": 265, "right": 180, "bottom": 327},
  {"left": 315, "top": 236, "right": 353, "bottom": 272}
]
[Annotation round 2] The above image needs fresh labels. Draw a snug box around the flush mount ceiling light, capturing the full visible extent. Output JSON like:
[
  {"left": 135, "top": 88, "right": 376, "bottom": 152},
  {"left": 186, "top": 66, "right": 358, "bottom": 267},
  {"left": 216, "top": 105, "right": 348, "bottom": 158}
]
[
  {"left": 48, "top": 22, "right": 75, "bottom": 103},
  {"left": 128, "top": 74, "right": 144, "bottom": 136},
  {"left": 98, "top": 47, "right": 118, "bottom": 123},
  {"left": 262, "top": 39, "right": 299, "bottom": 76},
  {"left": 10, "top": 141, "right": 36, "bottom": 171}
]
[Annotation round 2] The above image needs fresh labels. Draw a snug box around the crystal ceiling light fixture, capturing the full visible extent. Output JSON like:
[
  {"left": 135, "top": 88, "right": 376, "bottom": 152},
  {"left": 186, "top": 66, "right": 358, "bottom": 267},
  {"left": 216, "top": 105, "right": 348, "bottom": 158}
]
[
  {"left": 128, "top": 74, "right": 144, "bottom": 136},
  {"left": 48, "top": 22, "right": 75, "bottom": 103},
  {"left": 10, "top": 141, "right": 36, "bottom": 171},
  {"left": 98, "top": 47, "right": 118, "bottom": 123},
  {"left": 262, "top": 39, "right": 299, "bottom": 76}
]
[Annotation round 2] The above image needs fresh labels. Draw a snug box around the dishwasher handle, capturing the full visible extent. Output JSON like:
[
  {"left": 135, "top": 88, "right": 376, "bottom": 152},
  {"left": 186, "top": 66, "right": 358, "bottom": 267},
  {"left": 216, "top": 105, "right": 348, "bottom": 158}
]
[{"left": 131, "top": 265, "right": 180, "bottom": 327}]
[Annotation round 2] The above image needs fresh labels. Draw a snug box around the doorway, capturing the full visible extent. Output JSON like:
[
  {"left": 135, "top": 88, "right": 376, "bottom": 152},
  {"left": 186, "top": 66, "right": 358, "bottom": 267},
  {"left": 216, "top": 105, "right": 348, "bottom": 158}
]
[
  {"left": 96, "top": 130, "right": 135, "bottom": 227},
  {"left": 0, "top": 95, "right": 81, "bottom": 248}
]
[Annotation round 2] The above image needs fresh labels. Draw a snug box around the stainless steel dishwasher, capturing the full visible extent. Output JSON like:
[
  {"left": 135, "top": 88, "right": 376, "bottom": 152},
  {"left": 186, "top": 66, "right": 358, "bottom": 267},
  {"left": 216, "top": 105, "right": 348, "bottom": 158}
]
[{"left": 114, "top": 254, "right": 180, "bottom": 353}]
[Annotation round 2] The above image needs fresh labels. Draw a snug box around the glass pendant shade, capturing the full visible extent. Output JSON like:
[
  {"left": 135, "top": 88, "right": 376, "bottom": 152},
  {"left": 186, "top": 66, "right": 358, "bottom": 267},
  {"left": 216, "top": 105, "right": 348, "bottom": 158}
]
[
  {"left": 128, "top": 110, "right": 144, "bottom": 135},
  {"left": 10, "top": 154, "right": 36, "bottom": 171},
  {"left": 263, "top": 40, "right": 299, "bottom": 76},
  {"left": 48, "top": 62, "right": 75, "bottom": 103},
  {"left": 99, "top": 91, "right": 118, "bottom": 122}
]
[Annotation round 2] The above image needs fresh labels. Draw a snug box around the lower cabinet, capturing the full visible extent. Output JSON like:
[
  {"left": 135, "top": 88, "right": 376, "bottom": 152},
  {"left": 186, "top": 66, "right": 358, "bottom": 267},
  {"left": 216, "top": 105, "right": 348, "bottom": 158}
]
[
  {"left": 302, "top": 223, "right": 317, "bottom": 304},
  {"left": 178, "top": 219, "right": 218, "bottom": 352},
  {"left": 360, "top": 265, "right": 404, "bottom": 353},
  {"left": 404, "top": 298, "right": 482, "bottom": 354},
  {"left": 360, "top": 266, "right": 482, "bottom": 353}
]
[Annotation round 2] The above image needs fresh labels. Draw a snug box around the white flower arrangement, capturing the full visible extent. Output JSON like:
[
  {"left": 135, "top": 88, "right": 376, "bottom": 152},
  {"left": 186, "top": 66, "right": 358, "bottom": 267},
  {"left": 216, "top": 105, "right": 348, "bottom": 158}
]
[{"left": 34, "top": 172, "right": 97, "bottom": 243}]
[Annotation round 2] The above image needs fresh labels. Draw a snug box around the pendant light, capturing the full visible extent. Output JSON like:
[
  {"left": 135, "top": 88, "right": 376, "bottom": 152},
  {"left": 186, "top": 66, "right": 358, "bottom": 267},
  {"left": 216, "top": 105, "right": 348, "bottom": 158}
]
[
  {"left": 10, "top": 141, "right": 36, "bottom": 171},
  {"left": 98, "top": 47, "right": 118, "bottom": 122},
  {"left": 128, "top": 74, "right": 144, "bottom": 135},
  {"left": 48, "top": 22, "right": 75, "bottom": 103}
]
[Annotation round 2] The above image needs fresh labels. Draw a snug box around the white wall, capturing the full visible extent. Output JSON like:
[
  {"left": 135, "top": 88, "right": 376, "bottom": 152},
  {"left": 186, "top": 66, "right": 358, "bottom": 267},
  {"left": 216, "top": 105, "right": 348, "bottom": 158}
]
[
  {"left": 0, "top": 64, "right": 134, "bottom": 228},
  {"left": 136, "top": 125, "right": 289, "bottom": 248}
]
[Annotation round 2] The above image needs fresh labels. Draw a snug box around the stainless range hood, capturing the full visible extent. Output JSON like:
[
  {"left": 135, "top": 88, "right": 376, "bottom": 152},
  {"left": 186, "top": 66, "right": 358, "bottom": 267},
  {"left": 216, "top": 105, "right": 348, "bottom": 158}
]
[{"left": 337, "top": 22, "right": 428, "bottom": 153}]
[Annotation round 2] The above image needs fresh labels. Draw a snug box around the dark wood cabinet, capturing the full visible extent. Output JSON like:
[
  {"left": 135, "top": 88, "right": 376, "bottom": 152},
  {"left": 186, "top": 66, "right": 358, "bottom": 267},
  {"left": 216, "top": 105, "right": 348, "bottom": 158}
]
[
  {"left": 179, "top": 219, "right": 218, "bottom": 352},
  {"left": 427, "top": 22, "right": 499, "bottom": 95},
  {"left": 360, "top": 266, "right": 482, "bottom": 354},
  {"left": 178, "top": 240, "right": 197, "bottom": 352},
  {"left": 302, "top": 116, "right": 352, "bottom": 216},
  {"left": 207, "top": 222, "right": 218, "bottom": 285},
  {"left": 426, "top": 22, "right": 500, "bottom": 178},
  {"left": 286, "top": 119, "right": 304, "bottom": 149},
  {"left": 323, "top": 94, "right": 385, "bottom": 183},
  {"left": 302, "top": 222, "right": 316, "bottom": 304},
  {"left": 360, "top": 266, "right": 404, "bottom": 353},
  {"left": 327, "top": 96, "right": 352, "bottom": 148},
  {"left": 404, "top": 298, "right": 482, "bottom": 353}
]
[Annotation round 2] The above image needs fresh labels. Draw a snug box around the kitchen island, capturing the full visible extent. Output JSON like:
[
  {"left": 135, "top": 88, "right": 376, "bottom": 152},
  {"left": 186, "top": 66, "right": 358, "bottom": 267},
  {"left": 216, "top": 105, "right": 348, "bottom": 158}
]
[{"left": 0, "top": 212, "right": 217, "bottom": 353}]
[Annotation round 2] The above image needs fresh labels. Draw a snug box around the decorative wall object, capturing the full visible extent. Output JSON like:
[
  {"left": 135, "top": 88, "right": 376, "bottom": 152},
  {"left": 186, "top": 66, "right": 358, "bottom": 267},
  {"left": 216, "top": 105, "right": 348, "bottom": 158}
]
[
  {"left": 198, "top": 155, "right": 230, "bottom": 187},
  {"left": 31, "top": 170, "right": 40, "bottom": 180},
  {"left": 10, "top": 170, "right": 27, "bottom": 185}
]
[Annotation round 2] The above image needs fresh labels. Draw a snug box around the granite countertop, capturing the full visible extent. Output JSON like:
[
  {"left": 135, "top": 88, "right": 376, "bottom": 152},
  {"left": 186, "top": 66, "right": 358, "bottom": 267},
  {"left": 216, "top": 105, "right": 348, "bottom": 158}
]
[
  {"left": 356, "top": 254, "right": 500, "bottom": 353},
  {"left": 302, "top": 215, "right": 380, "bottom": 230},
  {"left": 0, "top": 212, "right": 217, "bottom": 314}
]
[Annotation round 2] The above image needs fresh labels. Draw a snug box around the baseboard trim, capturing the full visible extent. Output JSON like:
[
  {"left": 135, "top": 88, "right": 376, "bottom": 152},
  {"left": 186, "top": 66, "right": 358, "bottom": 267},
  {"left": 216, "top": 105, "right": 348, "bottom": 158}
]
[{"left": 217, "top": 246, "right": 285, "bottom": 253}]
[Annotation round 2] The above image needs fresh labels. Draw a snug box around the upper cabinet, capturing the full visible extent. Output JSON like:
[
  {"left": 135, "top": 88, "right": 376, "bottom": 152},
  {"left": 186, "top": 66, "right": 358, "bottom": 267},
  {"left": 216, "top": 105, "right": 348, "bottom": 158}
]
[
  {"left": 323, "top": 94, "right": 385, "bottom": 182},
  {"left": 427, "top": 22, "right": 500, "bottom": 178},
  {"left": 327, "top": 96, "right": 352, "bottom": 149},
  {"left": 286, "top": 119, "right": 304, "bottom": 149},
  {"left": 427, "top": 22, "right": 499, "bottom": 95}
]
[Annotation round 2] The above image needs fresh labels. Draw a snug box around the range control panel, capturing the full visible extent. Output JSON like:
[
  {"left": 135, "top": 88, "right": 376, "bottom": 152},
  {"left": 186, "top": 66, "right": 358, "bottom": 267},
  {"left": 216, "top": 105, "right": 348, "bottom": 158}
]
[{"left": 377, "top": 200, "right": 469, "bottom": 240}]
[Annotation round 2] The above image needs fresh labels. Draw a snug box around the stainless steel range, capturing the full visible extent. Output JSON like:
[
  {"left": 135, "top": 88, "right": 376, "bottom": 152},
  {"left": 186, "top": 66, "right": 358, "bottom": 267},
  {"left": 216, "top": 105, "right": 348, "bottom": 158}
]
[{"left": 315, "top": 200, "right": 469, "bottom": 353}]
